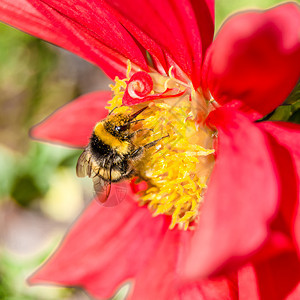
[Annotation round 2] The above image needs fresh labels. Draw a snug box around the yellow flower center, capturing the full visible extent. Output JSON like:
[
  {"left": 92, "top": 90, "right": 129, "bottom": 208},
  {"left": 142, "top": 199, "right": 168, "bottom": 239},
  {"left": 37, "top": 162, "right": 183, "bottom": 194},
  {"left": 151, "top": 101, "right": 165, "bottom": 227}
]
[{"left": 107, "top": 62, "right": 216, "bottom": 230}]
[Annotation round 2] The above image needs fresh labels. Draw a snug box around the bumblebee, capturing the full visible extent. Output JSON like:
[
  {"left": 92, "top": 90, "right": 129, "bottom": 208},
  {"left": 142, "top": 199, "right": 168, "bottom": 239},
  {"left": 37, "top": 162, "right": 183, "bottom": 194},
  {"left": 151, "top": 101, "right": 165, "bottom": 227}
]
[{"left": 76, "top": 106, "right": 167, "bottom": 203}]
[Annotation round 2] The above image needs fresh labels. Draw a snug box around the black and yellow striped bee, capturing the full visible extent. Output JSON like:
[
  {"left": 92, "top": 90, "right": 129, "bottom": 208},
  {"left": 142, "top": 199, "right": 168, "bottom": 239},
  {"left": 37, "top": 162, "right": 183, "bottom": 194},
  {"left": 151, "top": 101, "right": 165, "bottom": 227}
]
[{"left": 76, "top": 106, "right": 167, "bottom": 203}]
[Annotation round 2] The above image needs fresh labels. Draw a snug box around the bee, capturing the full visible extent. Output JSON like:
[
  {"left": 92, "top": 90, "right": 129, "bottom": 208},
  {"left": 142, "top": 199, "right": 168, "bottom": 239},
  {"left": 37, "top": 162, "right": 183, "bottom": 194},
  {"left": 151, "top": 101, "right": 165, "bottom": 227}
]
[{"left": 76, "top": 106, "right": 167, "bottom": 203}]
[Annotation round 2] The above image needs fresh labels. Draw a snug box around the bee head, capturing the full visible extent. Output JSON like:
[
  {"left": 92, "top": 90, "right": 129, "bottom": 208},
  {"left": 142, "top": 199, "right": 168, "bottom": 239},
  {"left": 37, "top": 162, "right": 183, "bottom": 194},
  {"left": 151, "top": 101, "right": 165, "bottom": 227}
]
[
  {"left": 104, "top": 113, "right": 131, "bottom": 138},
  {"left": 104, "top": 107, "right": 147, "bottom": 138}
]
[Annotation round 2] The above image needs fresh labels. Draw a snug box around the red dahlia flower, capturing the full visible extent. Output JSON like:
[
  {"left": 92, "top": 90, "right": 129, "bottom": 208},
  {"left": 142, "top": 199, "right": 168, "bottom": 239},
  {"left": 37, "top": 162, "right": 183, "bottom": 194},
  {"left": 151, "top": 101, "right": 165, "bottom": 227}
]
[{"left": 1, "top": 0, "right": 300, "bottom": 299}]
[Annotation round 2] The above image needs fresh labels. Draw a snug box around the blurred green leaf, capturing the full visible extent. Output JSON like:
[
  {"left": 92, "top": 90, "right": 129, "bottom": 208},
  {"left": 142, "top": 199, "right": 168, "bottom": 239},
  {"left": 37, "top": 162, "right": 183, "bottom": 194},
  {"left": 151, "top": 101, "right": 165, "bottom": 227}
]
[
  {"left": 0, "top": 240, "right": 72, "bottom": 300},
  {"left": 11, "top": 174, "right": 44, "bottom": 207},
  {"left": 0, "top": 147, "right": 15, "bottom": 198},
  {"left": 112, "top": 285, "right": 130, "bottom": 300},
  {"left": 268, "top": 105, "right": 292, "bottom": 121},
  {"left": 266, "top": 99, "right": 300, "bottom": 124},
  {"left": 215, "top": 0, "right": 300, "bottom": 30},
  {"left": 285, "top": 81, "right": 300, "bottom": 105},
  {"left": 0, "top": 142, "right": 80, "bottom": 206},
  {"left": 289, "top": 108, "right": 300, "bottom": 124}
]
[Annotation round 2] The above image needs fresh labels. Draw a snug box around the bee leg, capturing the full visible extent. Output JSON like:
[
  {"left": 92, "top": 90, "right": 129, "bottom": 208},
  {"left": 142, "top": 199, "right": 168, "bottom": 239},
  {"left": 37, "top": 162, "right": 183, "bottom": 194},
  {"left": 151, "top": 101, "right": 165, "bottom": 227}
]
[
  {"left": 130, "top": 134, "right": 169, "bottom": 158},
  {"left": 143, "top": 134, "right": 169, "bottom": 149},
  {"left": 136, "top": 128, "right": 154, "bottom": 134},
  {"left": 127, "top": 128, "right": 153, "bottom": 139},
  {"left": 130, "top": 147, "right": 145, "bottom": 159}
]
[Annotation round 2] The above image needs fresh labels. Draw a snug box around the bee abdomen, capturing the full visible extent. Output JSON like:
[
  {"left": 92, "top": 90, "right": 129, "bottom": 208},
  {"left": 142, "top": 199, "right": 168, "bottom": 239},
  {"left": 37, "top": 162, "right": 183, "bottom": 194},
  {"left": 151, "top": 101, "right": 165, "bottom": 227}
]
[{"left": 92, "top": 164, "right": 133, "bottom": 182}]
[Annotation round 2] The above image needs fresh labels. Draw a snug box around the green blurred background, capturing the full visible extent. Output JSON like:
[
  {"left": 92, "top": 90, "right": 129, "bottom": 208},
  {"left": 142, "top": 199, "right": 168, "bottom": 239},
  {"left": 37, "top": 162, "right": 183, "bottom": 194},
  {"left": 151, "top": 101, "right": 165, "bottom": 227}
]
[{"left": 0, "top": 1, "right": 299, "bottom": 299}]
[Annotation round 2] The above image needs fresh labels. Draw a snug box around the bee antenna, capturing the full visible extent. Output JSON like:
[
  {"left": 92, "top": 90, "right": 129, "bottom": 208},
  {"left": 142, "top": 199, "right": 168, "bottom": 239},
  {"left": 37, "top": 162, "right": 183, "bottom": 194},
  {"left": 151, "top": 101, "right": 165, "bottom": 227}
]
[
  {"left": 108, "top": 106, "right": 119, "bottom": 115},
  {"left": 129, "top": 106, "right": 148, "bottom": 120},
  {"left": 129, "top": 119, "right": 145, "bottom": 124}
]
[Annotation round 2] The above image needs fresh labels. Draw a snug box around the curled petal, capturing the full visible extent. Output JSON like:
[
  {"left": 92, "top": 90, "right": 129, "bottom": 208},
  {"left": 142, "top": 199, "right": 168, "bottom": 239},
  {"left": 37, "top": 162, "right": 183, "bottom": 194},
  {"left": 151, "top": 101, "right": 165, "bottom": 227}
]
[
  {"left": 31, "top": 91, "right": 111, "bottom": 147},
  {"left": 184, "top": 108, "right": 279, "bottom": 278},
  {"left": 122, "top": 71, "right": 186, "bottom": 105},
  {"left": 203, "top": 3, "right": 300, "bottom": 119},
  {"left": 123, "top": 72, "right": 154, "bottom": 105},
  {"left": 127, "top": 72, "right": 153, "bottom": 98}
]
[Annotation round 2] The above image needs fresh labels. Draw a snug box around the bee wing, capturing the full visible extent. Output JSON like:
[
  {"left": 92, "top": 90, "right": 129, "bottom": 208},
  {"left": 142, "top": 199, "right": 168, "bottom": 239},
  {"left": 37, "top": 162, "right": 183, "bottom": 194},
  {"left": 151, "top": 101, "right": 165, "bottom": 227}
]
[
  {"left": 92, "top": 164, "right": 112, "bottom": 203},
  {"left": 76, "top": 148, "right": 92, "bottom": 177},
  {"left": 77, "top": 149, "right": 112, "bottom": 203}
]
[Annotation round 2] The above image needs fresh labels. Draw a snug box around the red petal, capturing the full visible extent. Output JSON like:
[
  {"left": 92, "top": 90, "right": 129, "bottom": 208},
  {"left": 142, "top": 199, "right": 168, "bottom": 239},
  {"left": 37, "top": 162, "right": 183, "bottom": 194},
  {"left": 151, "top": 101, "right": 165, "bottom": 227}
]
[
  {"left": 123, "top": 71, "right": 154, "bottom": 105},
  {"left": 238, "top": 256, "right": 300, "bottom": 300},
  {"left": 287, "top": 282, "right": 300, "bottom": 300},
  {"left": 128, "top": 230, "right": 181, "bottom": 300},
  {"left": 106, "top": 0, "right": 214, "bottom": 87},
  {"left": 129, "top": 230, "right": 236, "bottom": 300},
  {"left": 238, "top": 265, "right": 260, "bottom": 300},
  {"left": 190, "top": 0, "right": 215, "bottom": 59},
  {"left": 0, "top": 0, "right": 147, "bottom": 79},
  {"left": 104, "top": 5, "right": 170, "bottom": 75},
  {"left": 255, "top": 252, "right": 300, "bottom": 300},
  {"left": 184, "top": 108, "right": 280, "bottom": 278},
  {"left": 258, "top": 121, "right": 300, "bottom": 254},
  {"left": 178, "top": 278, "right": 238, "bottom": 300},
  {"left": 264, "top": 150, "right": 298, "bottom": 259},
  {"left": 239, "top": 258, "right": 300, "bottom": 300},
  {"left": 258, "top": 126, "right": 298, "bottom": 254},
  {"left": 212, "top": 122, "right": 300, "bottom": 299},
  {"left": 31, "top": 91, "right": 111, "bottom": 147},
  {"left": 29, "top": 186, "right": 168, "bottom": 299},
  {"left": 203, "top": 3, "right": 300, "bottom": 119},
  {"left": 0, "top": 0, "right": 65, "bottom": 42},
  {"left": 257, "top": 121, "right": 300, "bottom": 175},
  {"left": 36, "top": 0, "right": 148, "bottom": 72}
]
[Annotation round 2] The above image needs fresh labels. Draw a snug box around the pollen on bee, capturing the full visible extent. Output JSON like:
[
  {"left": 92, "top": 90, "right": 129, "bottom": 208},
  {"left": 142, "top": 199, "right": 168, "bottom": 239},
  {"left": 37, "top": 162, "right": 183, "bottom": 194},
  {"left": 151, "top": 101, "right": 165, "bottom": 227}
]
[{"left": 106, "top": 62, "right": 216, "bottom": 230}]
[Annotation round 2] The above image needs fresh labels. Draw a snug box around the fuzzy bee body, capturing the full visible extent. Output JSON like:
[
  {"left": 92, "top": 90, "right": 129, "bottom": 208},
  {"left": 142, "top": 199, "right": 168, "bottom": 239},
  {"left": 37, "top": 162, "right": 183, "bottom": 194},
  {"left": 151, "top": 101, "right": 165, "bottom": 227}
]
[{"left": 76, "top": 107, "right": 165, "bottom": 203}]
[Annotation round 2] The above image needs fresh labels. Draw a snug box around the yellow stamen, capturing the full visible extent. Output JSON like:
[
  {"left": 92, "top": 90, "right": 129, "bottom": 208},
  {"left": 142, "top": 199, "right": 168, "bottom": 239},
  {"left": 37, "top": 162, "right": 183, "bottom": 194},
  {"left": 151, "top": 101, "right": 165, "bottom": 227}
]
[
  {"left": 107, "top": 62, "right": 215, "bottom": 230},
  {"left": 126, "top": 59, "right": 132, "bottom": 79}
]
